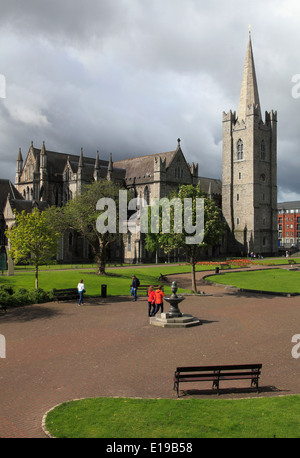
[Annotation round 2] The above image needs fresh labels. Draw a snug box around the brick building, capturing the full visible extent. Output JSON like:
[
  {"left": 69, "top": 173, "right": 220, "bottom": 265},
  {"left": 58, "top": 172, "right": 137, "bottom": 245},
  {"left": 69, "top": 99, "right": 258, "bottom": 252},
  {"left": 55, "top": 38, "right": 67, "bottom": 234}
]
[{"left": 277, "top": 201, "right": 300, "bottom": 249}]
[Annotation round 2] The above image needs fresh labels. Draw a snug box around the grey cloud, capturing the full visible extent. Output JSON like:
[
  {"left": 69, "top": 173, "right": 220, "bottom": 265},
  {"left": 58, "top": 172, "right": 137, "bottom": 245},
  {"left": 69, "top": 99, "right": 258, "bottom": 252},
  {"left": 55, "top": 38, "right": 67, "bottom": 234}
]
[{"left": 0, "top": 0, "right": 299, "bottom": 202}]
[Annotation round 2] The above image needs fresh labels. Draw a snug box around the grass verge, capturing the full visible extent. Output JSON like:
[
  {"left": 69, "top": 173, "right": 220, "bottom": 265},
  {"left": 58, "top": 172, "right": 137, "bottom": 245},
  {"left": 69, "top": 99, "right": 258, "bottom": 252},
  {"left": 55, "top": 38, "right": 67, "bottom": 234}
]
[
  {"left": 44, "top": 395, "right": 300, "bottom": 438},
  {"left": 206, "top": 268, "right": 300, "bottom": 294}
]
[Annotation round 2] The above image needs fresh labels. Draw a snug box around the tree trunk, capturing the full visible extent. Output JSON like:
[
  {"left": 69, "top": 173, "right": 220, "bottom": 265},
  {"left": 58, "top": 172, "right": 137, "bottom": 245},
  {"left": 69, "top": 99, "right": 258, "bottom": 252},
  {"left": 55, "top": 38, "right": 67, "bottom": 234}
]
[
  {"left": 95, "top": 239, "right": 107, "bottom": 275},
  {"left": 191, "top": 257, "right": 197, "bottom": 293},
  {"left": 35, "top": 265, "right": 39, "bottom": 289}
]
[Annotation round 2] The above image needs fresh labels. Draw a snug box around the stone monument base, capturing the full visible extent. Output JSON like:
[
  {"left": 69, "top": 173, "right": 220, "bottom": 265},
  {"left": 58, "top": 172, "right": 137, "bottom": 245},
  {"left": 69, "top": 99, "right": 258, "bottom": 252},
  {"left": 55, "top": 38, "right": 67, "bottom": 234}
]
[{"left": 150, "top": 313, "right": 201, "bottom": 328}]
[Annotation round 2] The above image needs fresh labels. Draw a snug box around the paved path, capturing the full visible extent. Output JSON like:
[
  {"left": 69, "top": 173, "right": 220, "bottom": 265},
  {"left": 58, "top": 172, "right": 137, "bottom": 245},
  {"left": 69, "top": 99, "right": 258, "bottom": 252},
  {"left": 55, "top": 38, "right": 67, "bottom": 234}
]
[{"left": 0, "top": 270, "right": 300, "bottom": 437}]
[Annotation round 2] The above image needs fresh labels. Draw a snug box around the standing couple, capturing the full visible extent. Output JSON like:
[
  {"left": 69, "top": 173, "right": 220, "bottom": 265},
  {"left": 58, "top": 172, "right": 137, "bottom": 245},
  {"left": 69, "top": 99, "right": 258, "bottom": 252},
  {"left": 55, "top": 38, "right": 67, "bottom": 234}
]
[{"left": 148, "top": 285, "right": 165, "bottom": 317}]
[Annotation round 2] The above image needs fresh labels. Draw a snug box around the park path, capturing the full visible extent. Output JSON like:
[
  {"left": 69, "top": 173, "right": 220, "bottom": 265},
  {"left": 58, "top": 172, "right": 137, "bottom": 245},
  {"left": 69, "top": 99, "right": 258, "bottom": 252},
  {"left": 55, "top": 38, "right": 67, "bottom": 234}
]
[{"left": 0, "top": 267, "right": 299, "bottom": 437}]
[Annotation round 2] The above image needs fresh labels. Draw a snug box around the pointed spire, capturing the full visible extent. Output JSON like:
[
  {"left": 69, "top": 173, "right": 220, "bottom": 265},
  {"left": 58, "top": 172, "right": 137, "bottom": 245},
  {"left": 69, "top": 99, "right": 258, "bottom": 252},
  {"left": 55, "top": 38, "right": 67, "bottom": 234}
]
[
  {"left": 95, "top": 150, "right": 100, "bottom": 170},
  {"left": 78, "top": 148, "right": 84, "bottom": 168},
  {"left": 17, "top": 147, "right": 23, "bottom": 162},
  {"left": 237, "top": 33, "right": 261, "bottom": 122},
  {"left": 41, "top": 141, "right": 46, "bottom": 155},
  {"left": 107, "top": 153, "right": 113, "bottom": 181}
]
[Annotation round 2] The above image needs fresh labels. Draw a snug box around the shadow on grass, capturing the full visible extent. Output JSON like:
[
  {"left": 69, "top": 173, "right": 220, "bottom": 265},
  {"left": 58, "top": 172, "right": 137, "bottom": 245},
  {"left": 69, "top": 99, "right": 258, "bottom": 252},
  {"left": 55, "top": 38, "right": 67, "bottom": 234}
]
[{"left": 179, "top": 385, "right": 285, "bottom": 398}]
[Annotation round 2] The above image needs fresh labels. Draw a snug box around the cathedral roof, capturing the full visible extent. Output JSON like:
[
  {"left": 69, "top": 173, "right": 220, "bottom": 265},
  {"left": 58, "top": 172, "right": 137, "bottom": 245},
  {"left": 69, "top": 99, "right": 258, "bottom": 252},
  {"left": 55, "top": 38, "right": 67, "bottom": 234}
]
[
  {"left": 114, "top": 150, "right": 177, "bottom": 184},
  {"left": 0, "top": 179, "right": 23, "bottom": 213}
]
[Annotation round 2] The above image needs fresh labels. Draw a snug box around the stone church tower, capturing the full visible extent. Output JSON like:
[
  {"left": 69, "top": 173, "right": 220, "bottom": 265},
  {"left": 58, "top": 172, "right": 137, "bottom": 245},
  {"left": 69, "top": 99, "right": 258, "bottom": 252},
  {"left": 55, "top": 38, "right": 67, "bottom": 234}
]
[{"left": 222, "top": 34, "right": 278, "bottom": 256}]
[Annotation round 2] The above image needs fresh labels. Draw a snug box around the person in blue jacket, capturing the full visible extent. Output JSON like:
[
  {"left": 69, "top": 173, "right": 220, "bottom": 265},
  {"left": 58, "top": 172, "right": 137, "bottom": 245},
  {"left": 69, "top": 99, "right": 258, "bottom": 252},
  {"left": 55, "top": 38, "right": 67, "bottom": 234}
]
[{"left": 131, "top": 275, "right": 139, "bottom": 301}]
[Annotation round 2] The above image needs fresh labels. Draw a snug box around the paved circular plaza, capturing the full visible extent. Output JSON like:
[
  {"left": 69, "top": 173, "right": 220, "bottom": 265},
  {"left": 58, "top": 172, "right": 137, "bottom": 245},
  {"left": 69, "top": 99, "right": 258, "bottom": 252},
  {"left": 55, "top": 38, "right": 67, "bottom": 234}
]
[{"left": 0, "top": 270, "right": 299, "bottom": 438}]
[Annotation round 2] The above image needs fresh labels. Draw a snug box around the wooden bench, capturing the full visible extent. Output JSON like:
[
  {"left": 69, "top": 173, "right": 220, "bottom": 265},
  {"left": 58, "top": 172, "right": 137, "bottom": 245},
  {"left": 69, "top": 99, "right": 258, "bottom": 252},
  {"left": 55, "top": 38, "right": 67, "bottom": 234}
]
[
  {"left": 220, "top": 263, "right": 231, "bottom": 270},
  {"left": 53, "top": 288, "right": 79, "bottom": 301},
  {"left": 173, "top": 364, "right": 262, "bottom": 397},
  {"left": 137, "top": 285, "right": 159, "bottom": 296}
]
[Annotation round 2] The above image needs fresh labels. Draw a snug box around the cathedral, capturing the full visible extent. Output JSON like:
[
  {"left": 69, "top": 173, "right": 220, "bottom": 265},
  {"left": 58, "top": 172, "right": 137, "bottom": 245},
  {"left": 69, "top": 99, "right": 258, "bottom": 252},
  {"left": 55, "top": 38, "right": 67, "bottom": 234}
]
[{"left": 1, "top": 34, "right": 278, "bottom": 264}]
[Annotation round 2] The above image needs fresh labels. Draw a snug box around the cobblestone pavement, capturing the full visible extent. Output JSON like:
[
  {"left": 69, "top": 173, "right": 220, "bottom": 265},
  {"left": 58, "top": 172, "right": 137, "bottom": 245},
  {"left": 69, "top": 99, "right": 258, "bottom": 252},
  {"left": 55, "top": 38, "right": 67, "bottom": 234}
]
[{"left": 0, "top": 270, "right": 299, "bottom": 437}]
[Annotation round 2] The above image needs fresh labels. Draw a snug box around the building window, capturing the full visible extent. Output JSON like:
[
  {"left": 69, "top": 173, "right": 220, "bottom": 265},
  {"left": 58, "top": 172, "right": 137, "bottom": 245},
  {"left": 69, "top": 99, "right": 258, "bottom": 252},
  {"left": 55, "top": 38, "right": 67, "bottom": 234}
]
[
  {"left": 261, "top": 140, "right": 266, "bottom": 160},
  {"left": 237, "top": 194, "right": 239, "bottom": 201},
  {"left": 237, "top": 139, "right": 244, "bottom": 160},
  {"left": 263, "top": 237, "right": 267, "bottom": 246},
  {"left": 144, "top": 186, "right": 150, "bottom": 205},
  {"left": 237, "top": 217, "right": 240, "bottom": 225},
  {"left": 239, "top": 172, "right": 242, "bottom": 180}
]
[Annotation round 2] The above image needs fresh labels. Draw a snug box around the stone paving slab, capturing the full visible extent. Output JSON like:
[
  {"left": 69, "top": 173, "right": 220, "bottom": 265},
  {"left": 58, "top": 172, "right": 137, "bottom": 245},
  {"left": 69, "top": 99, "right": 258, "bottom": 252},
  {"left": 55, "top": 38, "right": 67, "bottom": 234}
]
[{"left": 0, "top": 270, "right": 299, "bottom": 438}]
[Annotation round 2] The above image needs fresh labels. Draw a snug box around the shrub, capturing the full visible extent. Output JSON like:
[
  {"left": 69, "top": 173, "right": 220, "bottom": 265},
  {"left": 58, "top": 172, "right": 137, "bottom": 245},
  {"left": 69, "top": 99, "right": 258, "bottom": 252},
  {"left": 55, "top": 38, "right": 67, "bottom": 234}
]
[{"left": 0, "top": 286, "right": 53, "bottom": 308}]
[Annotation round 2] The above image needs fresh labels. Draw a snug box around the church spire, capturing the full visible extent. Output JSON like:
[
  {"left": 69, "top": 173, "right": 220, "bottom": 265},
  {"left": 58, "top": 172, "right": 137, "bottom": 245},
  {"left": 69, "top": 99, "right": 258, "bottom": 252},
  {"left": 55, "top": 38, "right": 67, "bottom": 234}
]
[{"left": 237, "top": 33, "right": 261, "bottom": 122}]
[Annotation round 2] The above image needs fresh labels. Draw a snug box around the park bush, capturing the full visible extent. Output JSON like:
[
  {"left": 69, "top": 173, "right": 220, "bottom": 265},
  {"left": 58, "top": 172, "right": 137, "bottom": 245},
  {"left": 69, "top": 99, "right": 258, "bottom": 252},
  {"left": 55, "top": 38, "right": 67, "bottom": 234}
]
[{"left": 0, "top": 285, "right": 53, "bottom": 308}]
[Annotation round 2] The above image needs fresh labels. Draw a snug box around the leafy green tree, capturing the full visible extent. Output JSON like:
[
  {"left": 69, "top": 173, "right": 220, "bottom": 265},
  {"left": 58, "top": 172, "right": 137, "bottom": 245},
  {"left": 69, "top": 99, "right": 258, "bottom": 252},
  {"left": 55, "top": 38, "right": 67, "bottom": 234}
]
[
  {"left": 5, "top": 208, "right": 60, "bottom": 288},
  {"left": 53, "top": 180, "right": 130, "bottom": 275},
  {"left": 145, "top": 185, "right": 225, "bottom": 292}
]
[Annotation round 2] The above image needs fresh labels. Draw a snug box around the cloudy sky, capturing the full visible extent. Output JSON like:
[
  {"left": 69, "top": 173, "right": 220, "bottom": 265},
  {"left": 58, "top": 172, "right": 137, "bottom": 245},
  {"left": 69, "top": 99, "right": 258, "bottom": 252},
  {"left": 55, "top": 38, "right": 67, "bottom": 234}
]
[{"left": 0, "top": 0, "right": 299, "bottom": 202}]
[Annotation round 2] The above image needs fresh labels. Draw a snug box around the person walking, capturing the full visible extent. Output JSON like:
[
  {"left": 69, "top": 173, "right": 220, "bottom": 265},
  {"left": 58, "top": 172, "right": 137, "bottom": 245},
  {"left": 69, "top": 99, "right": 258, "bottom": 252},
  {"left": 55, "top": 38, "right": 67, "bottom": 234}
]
[
  {"left": 131, "top": 275, "right": 139, "bottom": 301},
  {"left": 147, "top": 285, "right": 155, "bottom": 317},
  {"left": 77, "top": 279, "right": 85, "bottom": 306},
  {"left": 153, "top": 285, "right": 165, "bottom": 316}
]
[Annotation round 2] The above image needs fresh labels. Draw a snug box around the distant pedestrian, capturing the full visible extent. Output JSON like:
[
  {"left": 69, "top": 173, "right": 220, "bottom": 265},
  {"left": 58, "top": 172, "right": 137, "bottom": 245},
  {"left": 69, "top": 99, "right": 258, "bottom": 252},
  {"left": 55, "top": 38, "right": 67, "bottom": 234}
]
[
  {"left": 147, "top": 286, "right": 155, "bottom": 317},
  {"left": 77, "top": 279, "right": 85, "bottom": 306},
  {"left": 131, "top": 275, "right": 140, "bottom": 301},
  {"left": 153, "top": 285, "right": 165, "bottom": 316}
]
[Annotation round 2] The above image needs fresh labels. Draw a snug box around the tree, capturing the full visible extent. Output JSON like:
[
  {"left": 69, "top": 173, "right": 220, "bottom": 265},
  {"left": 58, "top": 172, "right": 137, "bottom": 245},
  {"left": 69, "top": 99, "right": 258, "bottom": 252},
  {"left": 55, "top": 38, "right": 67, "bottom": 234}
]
[
  {"left": 54, "top": 180, "right": 129, "bottom": 275},
  {"left": 145, "top": 185, "right": 225, "bottom": 292},
  {"left": 5, "top": 208, "right": 61, "bottom": 288}
]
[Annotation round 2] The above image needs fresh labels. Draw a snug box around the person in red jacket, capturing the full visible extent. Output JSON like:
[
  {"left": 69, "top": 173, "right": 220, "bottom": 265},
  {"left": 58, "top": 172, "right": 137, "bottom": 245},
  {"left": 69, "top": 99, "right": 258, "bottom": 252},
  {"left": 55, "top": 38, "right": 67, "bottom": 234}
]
[
  {"left": 147, "top": 286, "right": 155, "bottom": 317},
  {"left": 153, "top": 285, "right": 165, "bottom": 316}
]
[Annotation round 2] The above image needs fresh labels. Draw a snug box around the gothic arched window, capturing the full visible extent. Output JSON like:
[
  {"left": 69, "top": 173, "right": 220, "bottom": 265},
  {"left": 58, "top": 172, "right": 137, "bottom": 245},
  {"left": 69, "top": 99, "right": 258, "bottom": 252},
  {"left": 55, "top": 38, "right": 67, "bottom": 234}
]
[
  {"left": 144, "top": 186, "right": 150, "bottom": 205},
  {"left": 237, "top": 139, "right": 244, "bottom": 160}
]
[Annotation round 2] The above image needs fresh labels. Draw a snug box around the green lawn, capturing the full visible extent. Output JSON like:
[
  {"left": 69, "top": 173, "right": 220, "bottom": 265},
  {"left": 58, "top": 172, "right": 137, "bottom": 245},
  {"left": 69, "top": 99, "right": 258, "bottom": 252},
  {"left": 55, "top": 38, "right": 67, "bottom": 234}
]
[
  {"left": 206, "top": 268, "right": 300, "bottom": 294},
  {"left": 2, "top": 259, "right": 300, "bottom": 296},
  {"left": 0, "top": 265, "right": 198, "bottom": 296},
  {"left": 45, "top": 395, "right": 300, "bottom": 438}
]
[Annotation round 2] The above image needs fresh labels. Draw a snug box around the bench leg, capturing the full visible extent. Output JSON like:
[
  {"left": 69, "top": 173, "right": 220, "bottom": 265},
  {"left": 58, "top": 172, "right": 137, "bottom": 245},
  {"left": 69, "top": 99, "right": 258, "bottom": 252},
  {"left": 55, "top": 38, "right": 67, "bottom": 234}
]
[
  {"left": 173, "top": 381, "right": 179, "bottom": 397},
  {"left": 251, "top": 378, "right": 259, "bottom": 392},
  {"left": 212, "top": 380, "right": 220, "bottom": 394}
]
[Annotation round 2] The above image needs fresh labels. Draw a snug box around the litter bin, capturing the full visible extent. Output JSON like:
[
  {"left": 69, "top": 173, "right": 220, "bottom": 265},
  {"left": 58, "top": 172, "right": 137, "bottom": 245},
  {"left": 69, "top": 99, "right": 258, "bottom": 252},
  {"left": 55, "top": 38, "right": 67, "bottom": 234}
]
[
  {"left": 215, "top": 267, "right": 220, "bottom": 274},
  {"left": 101, "top": 284, "right": 107, "bottom": 298}
]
